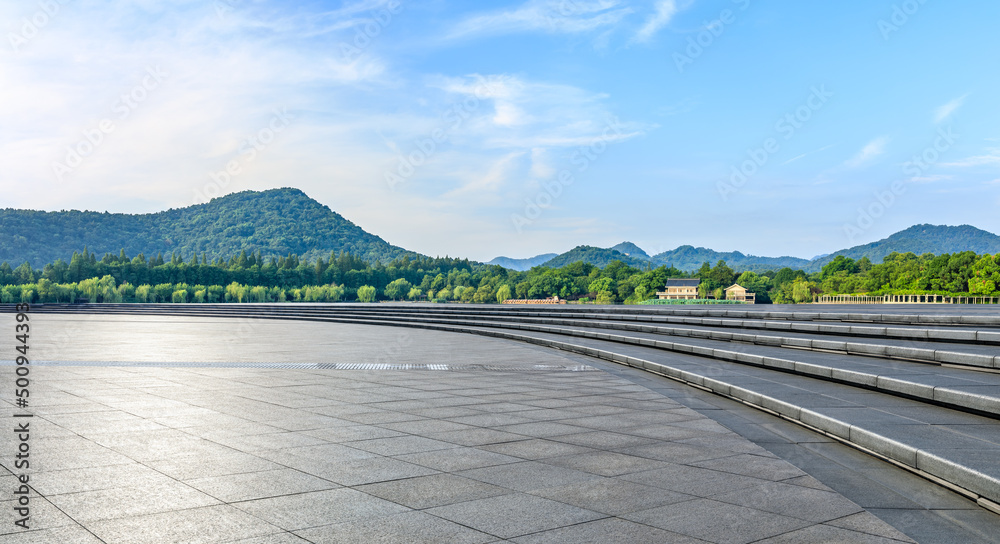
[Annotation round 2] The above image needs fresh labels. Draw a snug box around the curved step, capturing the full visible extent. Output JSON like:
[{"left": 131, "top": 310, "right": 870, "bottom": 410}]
[
  {"left": 19, "top": 304, "right": 1000, "bottom": 513},
  {"left": 21, "top": 305, "right": 1000, "bottom": 416}
]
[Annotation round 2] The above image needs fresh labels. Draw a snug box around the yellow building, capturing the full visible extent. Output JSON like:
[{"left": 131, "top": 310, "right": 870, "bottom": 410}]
[
  {"left": 657, "top": 279, "right": 700, "bottom": 300},
  {"left": 724, "top": 284, "right": 755, "bottom": 304}
]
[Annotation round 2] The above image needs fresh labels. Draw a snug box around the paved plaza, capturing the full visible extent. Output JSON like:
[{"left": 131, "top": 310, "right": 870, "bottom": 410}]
[{"left": 0, "top": 314, "right": 948, "bottom": 542}]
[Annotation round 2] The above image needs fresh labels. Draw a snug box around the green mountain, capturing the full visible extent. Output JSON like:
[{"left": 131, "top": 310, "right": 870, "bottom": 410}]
[
  {"left": 486, "top": 254, "right": 559, "bottom": 271},
  {"left": 537, "top": 225, "right": 1000, "bottom": 273},
  {"left": 542, "top": 246, "right": 650, "bottom": 269},
  {"left": 609, "top": 242, "right": 650, "bottom": 260},
  {"left": 651, "top": 246, "right": 812, "bottom": 272},
  {"left": 0, "top": 188, "right": 416, "bottom": 266},
  {"left": 808, "top": 224, "right": 1000, "bottom": 271},
  {"left": 539, "top": 244, "right": 809, "bottom": 272}
]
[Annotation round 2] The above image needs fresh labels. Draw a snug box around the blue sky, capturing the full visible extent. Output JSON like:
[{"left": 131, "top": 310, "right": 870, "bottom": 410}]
[{"left": 2, "top": 0, "right": 998, "bottom": 262}]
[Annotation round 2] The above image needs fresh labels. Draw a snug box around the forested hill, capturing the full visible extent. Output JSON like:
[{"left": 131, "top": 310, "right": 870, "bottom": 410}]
[
  {"left": 486, "top": 254, "right": 559, "bottom": 271},
  {"left": 810, "top": 224, "right": 1000, "bottom": 271},
  {"left": 610, "top": 242, "right": 650, "bottom": 260},
  {"left": 651, "top": 246, "right": 812, "bottom": 272},
  {"left": 0, "top": 188, "right": 416, "bottom": 266},
  {"left": 542, "top": 246, "right": 649, "bottom": 269}
]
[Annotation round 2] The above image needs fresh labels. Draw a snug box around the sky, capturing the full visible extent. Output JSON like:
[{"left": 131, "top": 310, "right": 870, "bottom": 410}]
[{"left": 2, "top": 0, "right": 999, "bottom": 262}]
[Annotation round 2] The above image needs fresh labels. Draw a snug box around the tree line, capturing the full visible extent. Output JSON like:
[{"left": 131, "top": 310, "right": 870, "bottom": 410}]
[{"left": 2, "top": 247, "right": 998, "bottom": 304}]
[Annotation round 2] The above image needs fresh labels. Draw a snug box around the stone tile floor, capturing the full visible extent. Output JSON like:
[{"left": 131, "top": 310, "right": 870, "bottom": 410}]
[{"left": 0, "top": 315, "right": 918, "bottom": 543}]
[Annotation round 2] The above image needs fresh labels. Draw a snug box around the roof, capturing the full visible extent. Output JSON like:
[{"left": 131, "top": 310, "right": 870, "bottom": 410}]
[
  {"left": 666, "top": 279, "right": 701, "bottom": 287},
  {"left": 725, "top": 284, "right": 747, "bottom": 291}
]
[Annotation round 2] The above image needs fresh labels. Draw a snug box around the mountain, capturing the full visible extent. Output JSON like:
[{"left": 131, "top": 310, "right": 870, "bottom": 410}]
[
  {"left": 531, "top": 225, "right": 1000, "bottom": 273},
  {"left": 486, "top": 254, "right": 559, "bottom": 271},
  {"left": 807, "top": 224, "right": 1000, "bottom": 271},
  {"left": 0, "top": 188, "right": 416, "bottom": 266},
  {"left": 651, "top": 246, "right": 812, "bottom": 272},
  {"left": 542, "top": 246, "right": 650, "bottom": 269},
  {"left": 609, "top": 242, "right": 650, "bottom": 260}
]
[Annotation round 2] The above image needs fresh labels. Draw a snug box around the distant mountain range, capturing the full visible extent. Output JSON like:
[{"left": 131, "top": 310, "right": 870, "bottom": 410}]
[
  {"left": 490, "top": 224, "right": 1000, "bottom": 273},
  {"left": 485, "top": 254, "right": 559, "bottom": 271},
  {"left": 2, "top": 187, "right": 996, "bottom": 275}
]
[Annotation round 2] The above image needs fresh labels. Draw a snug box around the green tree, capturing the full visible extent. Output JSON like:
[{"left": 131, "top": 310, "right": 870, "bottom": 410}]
[
  {"left": 709, "top": 260, "right": 736, "bottom": 288},
  {"left": 588, "top": 277, "right": 615, "bottom": 295},
  {"left": 821, "top": 255, "right": 860, "bottom": 278},
  {"left": 13, "top": 262, "right": 35, "bottom": 284},
  {"left": 384, "top": 278, "right": 413, "bottom": 300},
  {"left": 357, "top": 285, "right": 377, "bottom": 302},
  {"left": 736, "top": 271, "right": 772, "bottom": 303},
  {"left": 496, "top": 284, "right": 512, "bottom": 303},
  {"left": 969, "top": 254, "right": 1000, "bottom": 294},
  {"left": 596, "top": 290, "right": 615, "bottom": 305},
  {"left": 792, "top": 280, "right": 814, "bottom": 303}
]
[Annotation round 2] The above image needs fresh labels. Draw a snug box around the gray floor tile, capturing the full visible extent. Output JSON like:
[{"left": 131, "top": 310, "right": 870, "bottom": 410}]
[
  {"left": 88, "top": 504, "right": 282, "bottom": 544},
  {"left": 185, "top": 468, "right": 338, "bottom": 502},
  {"left": 425, "top": 494, "right": 605, "bottom": 539},
  {"left": 357, "top": 474, "right": 512, "bottom": 509},
  {"left": 47, "top": 480, "right": 220, "bottom": 522},
  {"left": 233, "top": 488, "right": 408, "bottom": 530},
  {"left": 511, "top": 517, "right": 709, "bottom": 544},
  {"left": 457, "top": 461, "right": 602, "bottom": 492},
  {"left": 530, "top": 477, "right": 694, "bottom": 515},
  {"left": 624, "top": 498, "right": 813, "bottom": 544},
  {"left": 296, "top": 510, "right": 497, "bottom": 543}
]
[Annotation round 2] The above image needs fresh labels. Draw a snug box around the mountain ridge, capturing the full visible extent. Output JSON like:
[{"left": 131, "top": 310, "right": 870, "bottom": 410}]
[
  {"left": 485, "top": 254, "right": 559, "bottom": 271},
  {"left": 2, "top": 189, "right": 996, "bottom": 273},
  {"left": 0, "top": 188, "right": 417, "bottom": 266},
  {"left": 524, "top": 224, "right": 1000, "bottom": 273}
]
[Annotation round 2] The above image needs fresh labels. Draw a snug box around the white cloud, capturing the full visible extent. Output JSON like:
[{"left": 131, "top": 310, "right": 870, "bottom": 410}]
[
  {"left": 941, "top": 148, "right": 1000, "bottom": 168},
  {"left": 447, "top": 0, "right": 632, "bottom": 40},
  {"left": 634, "top": 0, "right": 678, "bottom": 42},
  {"left": 934, "top": 93, "right": 970, "bottom": 123},
  {"left": 909, "top": 174, "right": 954, "bottom": 183},
  {"left": 782, "top": 144, "right": 835, "bottom": 165},
  {"left": 843, "top": 136, "right": 890, "bottom": 168},
  {"left": 426, "top": 73, "right": 647, "bottom": 150}
]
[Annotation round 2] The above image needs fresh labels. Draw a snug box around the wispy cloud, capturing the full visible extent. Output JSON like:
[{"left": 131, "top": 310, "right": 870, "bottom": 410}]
[
  {"left": 910, "top": 174, "right": 954, "bottom": 183},
  {"left": 843, "top": 136, "right": 890, "bottom": 168},
  {"left": 782, "top": 144, "right": 835, "bottom": 165},
  {"left": 634, "top": 0, "right": 678, "bottom": 43},
  {"left": 426, "top": 73, "right": 647, "bottom": 149},
  {"left": 934, "top": 93, "right": 971, "bottom": 123},
  {"left": 447, "top": 0, "right": 632, "bottom": 40},
  {"left": 941, "top": 148, "right": 1000, "bottom": 168}
]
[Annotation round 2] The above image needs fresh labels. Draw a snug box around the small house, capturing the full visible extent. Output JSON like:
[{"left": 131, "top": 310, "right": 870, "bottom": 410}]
[
  {"left": 657, "top": 279, "right": 700, "bottom": 300},
  {"left": 724, "top": 284, "right": 755, "bottom": 304}
]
